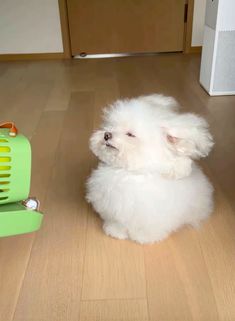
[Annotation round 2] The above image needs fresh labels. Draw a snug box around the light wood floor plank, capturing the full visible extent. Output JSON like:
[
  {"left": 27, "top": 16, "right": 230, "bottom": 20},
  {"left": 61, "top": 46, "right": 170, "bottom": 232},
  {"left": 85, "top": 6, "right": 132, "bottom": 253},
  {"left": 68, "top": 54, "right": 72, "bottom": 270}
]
[
  {"left": 0, "top": 62, "right": 29, "bottom": 114},
  {"left": 196, "top": 188, "right": 235, "bottom": 321},
  {"left": 13, "top": 92, "right": 94, "bottom": 321},
  {"left": 82, "top": 213, "right": 146, "bottom": 300},
  {"left": 167, "top": 229, "right": 220, "bottom": 321},
  {"left": 0, "top": 111, "right": 65, "bottom": 321},
  {"left": 0, "top": 235, "right": 34, "bottom": 321},
  {"left": 80, "top": 299, "right": 149, "bottom": 321},
  {"left": 45, "top": 62, "right": 72, "bottom": 111},
  {"left": 145, "top": 239, "right": 195, "bottom": 321},
  {"left": 0, "top": 61, "right": 58, "bottom": 138},
  {"left": 71, "top": 59, "right": 117, "bottom": 92}
]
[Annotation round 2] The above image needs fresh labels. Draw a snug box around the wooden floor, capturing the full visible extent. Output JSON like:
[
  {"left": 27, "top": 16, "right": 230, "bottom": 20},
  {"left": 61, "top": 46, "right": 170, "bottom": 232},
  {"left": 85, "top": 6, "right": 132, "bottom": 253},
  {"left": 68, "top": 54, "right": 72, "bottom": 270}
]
[{"left": 0, "top": 54, "right": 235, "bottom": 321}]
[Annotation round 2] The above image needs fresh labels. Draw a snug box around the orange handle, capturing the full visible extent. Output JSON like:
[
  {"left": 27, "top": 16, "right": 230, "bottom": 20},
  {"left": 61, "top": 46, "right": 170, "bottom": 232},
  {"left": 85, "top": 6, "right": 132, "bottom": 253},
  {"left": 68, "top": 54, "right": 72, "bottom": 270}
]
[{"left": 0, "top": 122, "right": 18, "bottom": 137}]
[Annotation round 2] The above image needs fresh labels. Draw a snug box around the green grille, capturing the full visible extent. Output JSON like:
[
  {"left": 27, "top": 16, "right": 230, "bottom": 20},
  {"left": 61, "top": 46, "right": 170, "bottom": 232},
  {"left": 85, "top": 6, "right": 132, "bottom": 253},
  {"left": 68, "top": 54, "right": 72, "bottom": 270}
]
[{"left": 0, "top": 128, "right": 31, "bottom": 204}]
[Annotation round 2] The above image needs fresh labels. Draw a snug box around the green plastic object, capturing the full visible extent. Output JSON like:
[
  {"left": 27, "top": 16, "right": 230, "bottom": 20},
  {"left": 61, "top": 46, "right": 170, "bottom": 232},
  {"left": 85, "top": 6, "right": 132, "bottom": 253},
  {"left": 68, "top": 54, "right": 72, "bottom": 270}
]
[
  {"left": 0, "top": 202, "right": 43, "bottom": 237},
  {"left": 0, "top": 127, "right": 43, "bottom": 237}
]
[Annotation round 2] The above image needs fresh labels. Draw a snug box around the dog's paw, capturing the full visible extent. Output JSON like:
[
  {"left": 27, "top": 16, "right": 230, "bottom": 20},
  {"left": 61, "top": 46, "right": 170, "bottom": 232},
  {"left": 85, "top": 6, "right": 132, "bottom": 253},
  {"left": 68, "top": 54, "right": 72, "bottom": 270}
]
[
  {"left": 189, "top": 220, "right": 201, "bottom": 229},
  {"left": 128, "top": 230, "right": 169, "bottom": 244},
  {"left": 103, "top": 222, "right": 128, "bottom": 240}
]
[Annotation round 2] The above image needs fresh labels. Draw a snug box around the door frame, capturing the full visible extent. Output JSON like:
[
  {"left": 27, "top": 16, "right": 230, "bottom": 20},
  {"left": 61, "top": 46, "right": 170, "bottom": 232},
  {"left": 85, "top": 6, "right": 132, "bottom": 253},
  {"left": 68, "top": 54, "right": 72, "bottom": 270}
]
[
  {"left": 58, "top": 0, "right": 72, "bottom": 58},
  {"left": 184, "top": 0, "right": 201, "bottom": 53},
  {"left": 59, "top": 0, "right": 198, "bottom": 58}
]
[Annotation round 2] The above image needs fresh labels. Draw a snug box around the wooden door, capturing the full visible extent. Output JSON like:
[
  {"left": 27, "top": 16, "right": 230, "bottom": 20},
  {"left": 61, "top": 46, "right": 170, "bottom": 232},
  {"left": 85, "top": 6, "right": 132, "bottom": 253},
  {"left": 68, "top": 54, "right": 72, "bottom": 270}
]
[{"left": 67, "top": 0, "right": 186, "bottom": 56}]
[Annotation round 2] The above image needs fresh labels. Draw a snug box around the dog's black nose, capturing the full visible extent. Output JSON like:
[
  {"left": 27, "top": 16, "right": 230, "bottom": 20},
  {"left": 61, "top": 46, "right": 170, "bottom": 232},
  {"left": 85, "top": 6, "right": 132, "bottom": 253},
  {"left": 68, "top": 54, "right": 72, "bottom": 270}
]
[{"left": 104, "top": 132, "right": 112, "bottom": 141}]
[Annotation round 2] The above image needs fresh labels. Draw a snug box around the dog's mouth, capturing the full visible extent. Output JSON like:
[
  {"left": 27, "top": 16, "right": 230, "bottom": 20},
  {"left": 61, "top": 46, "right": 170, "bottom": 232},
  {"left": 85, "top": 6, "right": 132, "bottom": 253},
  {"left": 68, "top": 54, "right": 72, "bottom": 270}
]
[{"left": 105, "top": 142, "right": 118, "bottom": 150}]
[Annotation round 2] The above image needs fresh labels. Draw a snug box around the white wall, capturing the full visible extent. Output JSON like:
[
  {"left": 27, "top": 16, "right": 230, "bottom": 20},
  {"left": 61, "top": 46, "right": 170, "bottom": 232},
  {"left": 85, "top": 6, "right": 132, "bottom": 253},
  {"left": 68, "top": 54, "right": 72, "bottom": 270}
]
[
  {"left": 192, "top": 0, "right": 207, "bottom": 46},
  {"left": 0, "top": 0, "right": 63, "bottom": 54}
]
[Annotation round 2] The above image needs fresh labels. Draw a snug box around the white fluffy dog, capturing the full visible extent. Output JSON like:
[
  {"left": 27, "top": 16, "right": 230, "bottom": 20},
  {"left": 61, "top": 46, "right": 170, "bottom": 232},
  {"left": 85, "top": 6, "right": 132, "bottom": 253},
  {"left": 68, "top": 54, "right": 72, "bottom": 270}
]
[{"left": 86, "top": 94, "right": 214, "bottom": 244}]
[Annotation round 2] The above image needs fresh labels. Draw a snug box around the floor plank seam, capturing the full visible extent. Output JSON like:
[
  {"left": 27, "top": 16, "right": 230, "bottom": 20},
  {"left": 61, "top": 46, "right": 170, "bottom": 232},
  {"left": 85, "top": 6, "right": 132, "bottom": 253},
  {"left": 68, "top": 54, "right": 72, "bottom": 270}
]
[
  {"left": 143, "top": 250, "right": 151, "bottom": 321},
  {"left": 10, "top": 234, "right": 36, "bottom": 321},
  {"left": 78, "top": 205, "right": 89, "bottom": 320},
  {"left": 195, "top": 231, "right": 223, "bottom": 320},
  {"left": 80, "top": 297, "right": 147, "bottom": 302}
]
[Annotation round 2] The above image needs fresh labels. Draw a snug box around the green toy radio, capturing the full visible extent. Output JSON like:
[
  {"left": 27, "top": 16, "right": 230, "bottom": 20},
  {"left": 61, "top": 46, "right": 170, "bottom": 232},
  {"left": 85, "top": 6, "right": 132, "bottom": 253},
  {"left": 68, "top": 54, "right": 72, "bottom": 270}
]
[{"left": 0, "top": 122, "right": 43, "bottom": 237}]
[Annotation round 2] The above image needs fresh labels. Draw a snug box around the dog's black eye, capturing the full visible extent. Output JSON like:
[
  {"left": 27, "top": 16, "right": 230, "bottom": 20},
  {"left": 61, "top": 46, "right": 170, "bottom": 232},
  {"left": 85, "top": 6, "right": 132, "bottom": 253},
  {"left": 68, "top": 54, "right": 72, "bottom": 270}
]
[{"left": 126, "top": 132, "right": 136, "bottom": 137}]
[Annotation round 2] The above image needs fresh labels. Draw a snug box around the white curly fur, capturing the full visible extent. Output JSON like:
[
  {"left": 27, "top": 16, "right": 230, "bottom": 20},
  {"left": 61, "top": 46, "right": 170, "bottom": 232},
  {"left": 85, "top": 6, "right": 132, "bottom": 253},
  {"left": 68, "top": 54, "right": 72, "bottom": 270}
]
[{"left": 86, "top": 94, "right": 214, "bottom": 244}]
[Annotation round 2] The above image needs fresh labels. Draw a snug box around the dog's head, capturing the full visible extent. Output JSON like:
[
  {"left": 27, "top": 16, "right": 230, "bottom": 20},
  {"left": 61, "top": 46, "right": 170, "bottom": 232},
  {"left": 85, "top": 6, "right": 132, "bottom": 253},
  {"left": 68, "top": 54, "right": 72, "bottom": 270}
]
[{"left": 90, "top": 94, "right": 214, "bottom": 179}]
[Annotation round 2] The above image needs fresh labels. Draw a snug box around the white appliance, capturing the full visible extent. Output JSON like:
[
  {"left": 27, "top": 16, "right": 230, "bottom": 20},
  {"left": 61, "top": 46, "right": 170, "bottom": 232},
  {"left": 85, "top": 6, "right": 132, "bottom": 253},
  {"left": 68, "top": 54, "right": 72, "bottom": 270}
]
[{"left": 200, "top": 0, "right": 235, "bottom": 96}]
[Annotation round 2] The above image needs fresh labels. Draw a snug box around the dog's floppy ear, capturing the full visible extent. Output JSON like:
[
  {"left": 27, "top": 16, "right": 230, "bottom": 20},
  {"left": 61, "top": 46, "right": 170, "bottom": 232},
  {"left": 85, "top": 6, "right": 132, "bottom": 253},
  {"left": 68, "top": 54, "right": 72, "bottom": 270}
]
[{"left": 163, "top": 113, "right": 214, "bottom": 159}]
